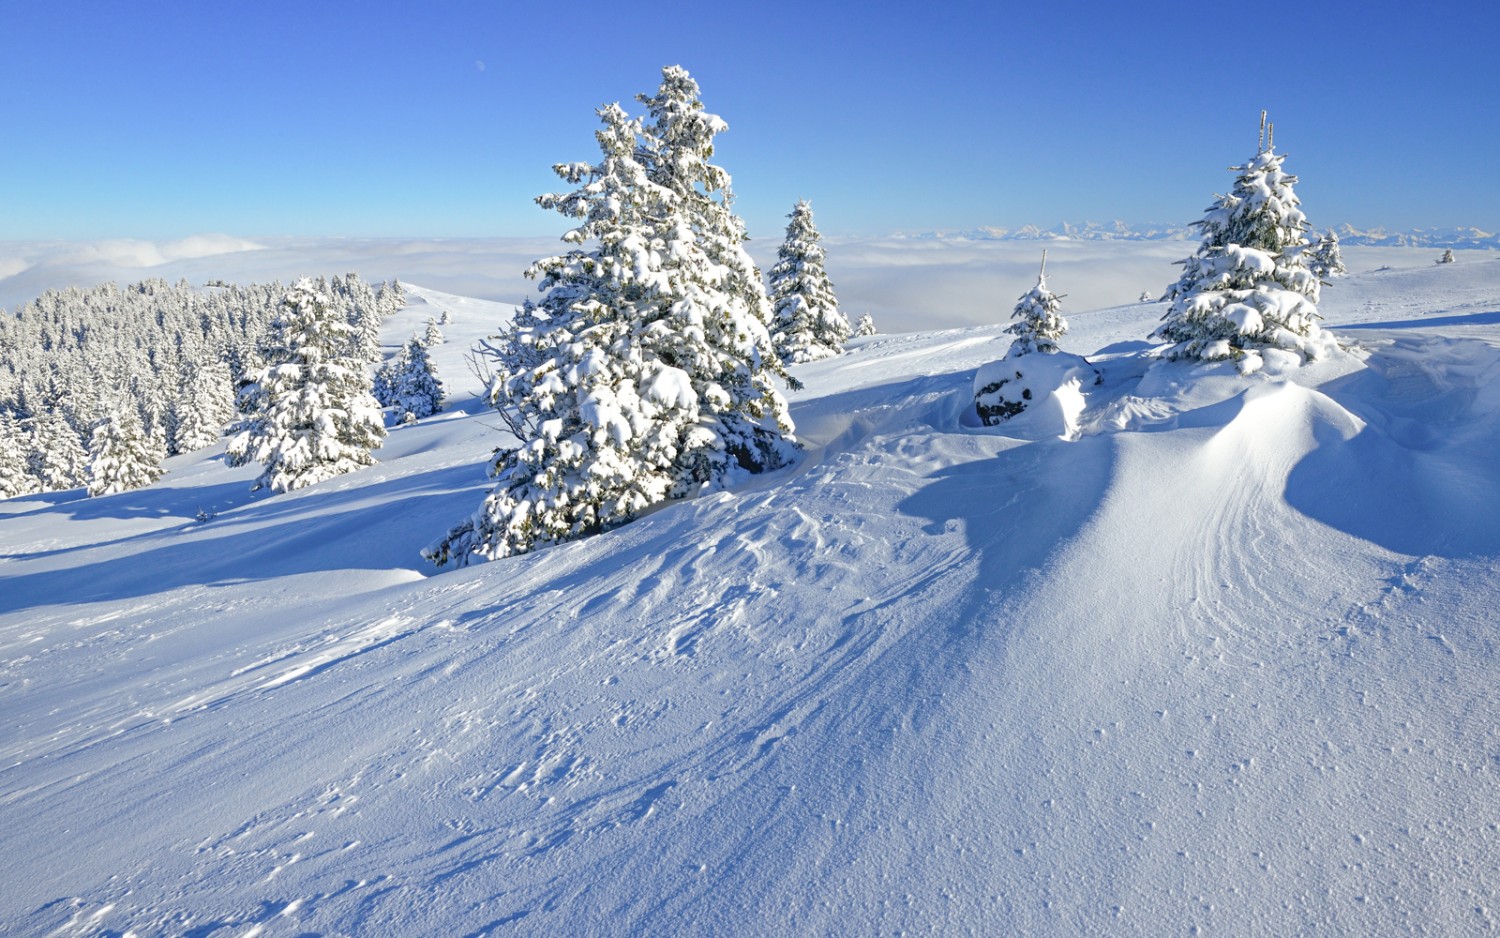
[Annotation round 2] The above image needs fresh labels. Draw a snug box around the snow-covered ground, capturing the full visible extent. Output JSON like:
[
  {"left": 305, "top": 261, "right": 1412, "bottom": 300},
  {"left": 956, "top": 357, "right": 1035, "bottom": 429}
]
[{"left": 2, "top": 245, "right": 1498, "bottom": 935}]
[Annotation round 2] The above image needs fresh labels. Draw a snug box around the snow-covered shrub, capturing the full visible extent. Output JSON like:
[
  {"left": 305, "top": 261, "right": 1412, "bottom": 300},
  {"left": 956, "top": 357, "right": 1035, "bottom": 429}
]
[
  {"left": 226, "top": 280, "right": 386, "bottom": 493},
  {"left": 1154, "top": 112, "right": 1338, "bottom": 371},
  {"left": 87, "top": 408, "right": 163, "bottom": 497},
  {"left": 426, "top": 67, "right": 797, "bottom": 566},
  {"left": 769, "top": 200, "right": 850, "bottom": 364},
  {"left": 853, "top": 314, "right": 877, "bottom": 338},
  {"left": 1438, "top": 248, "right": 1456, "bottom": 264}
]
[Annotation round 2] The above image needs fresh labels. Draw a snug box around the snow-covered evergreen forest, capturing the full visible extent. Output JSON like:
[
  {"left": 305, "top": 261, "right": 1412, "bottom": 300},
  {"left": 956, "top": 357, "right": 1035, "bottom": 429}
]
[
  {"left": 0, "top": 274, "right": 403, "bottom": 498},
  {"left": 2, "top": 67, "right": 1498, "bottom": 936}
]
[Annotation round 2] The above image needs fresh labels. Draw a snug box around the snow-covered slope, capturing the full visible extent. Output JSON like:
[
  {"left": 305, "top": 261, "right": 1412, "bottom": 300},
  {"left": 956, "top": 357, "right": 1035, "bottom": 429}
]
[{"left": 2, "top": 255, "right": 1498, "bottom": 936}]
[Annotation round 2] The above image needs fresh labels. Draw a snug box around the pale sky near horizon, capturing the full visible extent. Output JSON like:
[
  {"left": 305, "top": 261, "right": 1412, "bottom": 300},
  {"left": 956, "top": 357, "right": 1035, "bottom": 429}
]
[{"left": 3, "top": 0, "right": 1496, "bottom": 242}]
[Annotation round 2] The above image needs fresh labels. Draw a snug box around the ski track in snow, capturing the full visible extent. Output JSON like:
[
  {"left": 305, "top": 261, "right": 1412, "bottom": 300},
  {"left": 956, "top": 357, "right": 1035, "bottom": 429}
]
[{"left": 2, "top": 253, "right": 1499, "bottom": 935}]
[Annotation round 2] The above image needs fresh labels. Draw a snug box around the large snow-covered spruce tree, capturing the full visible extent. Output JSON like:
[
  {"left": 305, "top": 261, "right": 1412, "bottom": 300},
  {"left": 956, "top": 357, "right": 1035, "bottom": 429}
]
[
  {"left": 426, "top": 68, "right": 796, "bottom": 566},
  {"left": 1154, "top": 113, "right": 1336, "bottom": 369},
  {"left": 768, "top": 200, "right": 850, "bottom": 364},
  {"left": 86, "top": 407, "right": 163, "bottom": 497},
  {"left": 226, "top": 280, "right": 386, "bottom": 493}
]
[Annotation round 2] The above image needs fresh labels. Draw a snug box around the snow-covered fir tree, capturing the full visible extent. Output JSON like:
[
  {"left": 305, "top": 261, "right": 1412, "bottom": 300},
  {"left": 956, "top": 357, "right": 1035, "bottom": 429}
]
[
  {"left": 1006, "top": 251, "right": 1067, "bottom": 354},
  {"left": 423, "top": 317, "right": 444, "bottom": 346},
  {"left": 975, "top": 253, "right": 1096, "bottom": 428},
  {"left": 1308, "top": 230, "right": 1346, "bottom": 278},
  {"left": 171, "top": 356, "right": 235, "bottom": 454},
  {"left": 1438, "top": 248, "right": 1456, "bottom": 264},
  {"left": 226, "top": 280, "right": 386, "bottom": 493},
  {"left": 385, "top": 336, "right": 444, "bottom": 424},
  {"left": 28, "top": 411, "right": 89, "bottom": 492},
  {"left": 86, "top": 407, "right": 163, "bottom": 497},
  {"left": 1153, "top": 112, "right": 1335, "bottom": 369},
  {"left": 854, "top": 314, "right": 877, "bottom": 338},
  {"left": 426, "top": 69, "right": 797, "bottom": 566},
  {"left": 334, "top": 273, "right": 386, "bottom": 364},
  {"left": 0, "top": 414, "right": 37, "bottom": 499},
  {"left": 768, "top": 200, "right": 850, "bottom": 364}
]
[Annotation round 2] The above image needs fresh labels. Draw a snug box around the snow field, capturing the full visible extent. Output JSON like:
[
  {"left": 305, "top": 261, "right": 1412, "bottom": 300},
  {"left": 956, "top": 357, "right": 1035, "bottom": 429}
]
[{"left": 1, "top": 249, "right": 1498, "bottom": 934}]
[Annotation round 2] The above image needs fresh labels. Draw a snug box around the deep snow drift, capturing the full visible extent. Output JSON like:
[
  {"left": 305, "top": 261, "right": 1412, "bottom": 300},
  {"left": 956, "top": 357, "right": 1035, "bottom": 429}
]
[{"left": 2, "top": 249, "right": 1498, "bottom": 935}]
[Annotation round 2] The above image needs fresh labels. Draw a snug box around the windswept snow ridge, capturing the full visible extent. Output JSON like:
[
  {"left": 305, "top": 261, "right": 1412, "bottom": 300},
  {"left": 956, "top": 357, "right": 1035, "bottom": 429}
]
[{"left": 1, "top": 250, "right": 1498, "bottom": 935}]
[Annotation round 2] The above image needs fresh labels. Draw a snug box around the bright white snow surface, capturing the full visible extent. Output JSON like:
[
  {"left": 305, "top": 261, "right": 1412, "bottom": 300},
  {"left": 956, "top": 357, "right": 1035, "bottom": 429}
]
[{"left": 3, "top": 250, "right": 1500, "bottom": 936}]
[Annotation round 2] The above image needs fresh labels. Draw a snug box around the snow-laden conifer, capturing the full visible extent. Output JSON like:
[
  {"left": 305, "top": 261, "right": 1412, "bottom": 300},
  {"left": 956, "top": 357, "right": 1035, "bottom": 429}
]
[
  {"left": 1154, "top": 113, "right": 1336, "bottom": 369},
  {"left": 975, "top": 254, "right": 1096, "bottom": 429},
  {"left": 854, "top": 314, "right": 877, "bottom": 338},
  {"left": 769, "top": 200, "right": 850, "bottom": 364},
  {"left": 1006, "top": 251, "right": 1067, "bottom": 354},
  {"left": 226, "top": 280, "right": 386, "bottom": 493},
  {"left": 1308, "top": 230, "right": 1346, "bottom": 278},
  {"left": 171, "top": 356, "right": 235, "bottom": 454},
  {"left": 387, "top": 336, "right": 444, "bottom": 424},
  {"left": 424, "top": 317, "right": 444, "bottom": 347},
  {"left": 86, "top": 408, "right": 163, "bottom": 497},
  {"left": 29, "top": 411, "right": 89, "bottom": 492},
  {"left": 426, "top": 70, "right": 796, "bottom": 566},
  {"left": 0, "top": 414, "right": 37, "bottom": 499}
]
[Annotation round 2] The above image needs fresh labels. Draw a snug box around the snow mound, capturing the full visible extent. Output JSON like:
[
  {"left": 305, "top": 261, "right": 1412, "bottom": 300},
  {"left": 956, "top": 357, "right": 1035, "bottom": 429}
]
[{"left": 969, "top": 349, "right": 1099, "bottom": 439}]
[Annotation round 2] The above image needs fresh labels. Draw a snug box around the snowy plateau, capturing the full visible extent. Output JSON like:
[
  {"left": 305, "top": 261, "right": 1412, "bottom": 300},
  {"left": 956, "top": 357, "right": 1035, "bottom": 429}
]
[{"left": 2, "top": 241, "right": 1499, "bottom": 936}]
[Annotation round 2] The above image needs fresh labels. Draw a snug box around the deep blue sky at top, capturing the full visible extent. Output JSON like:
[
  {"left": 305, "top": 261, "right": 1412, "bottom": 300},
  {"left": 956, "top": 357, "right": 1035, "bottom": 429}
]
[{"left": 2, "top": 0, "right": 1495, "bottom": 240}]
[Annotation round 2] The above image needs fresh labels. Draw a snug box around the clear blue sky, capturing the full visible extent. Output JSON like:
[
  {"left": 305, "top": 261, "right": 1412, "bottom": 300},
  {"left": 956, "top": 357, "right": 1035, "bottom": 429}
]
[{"left": 3, "top": 0, "right": 1496, "bottom": 240}]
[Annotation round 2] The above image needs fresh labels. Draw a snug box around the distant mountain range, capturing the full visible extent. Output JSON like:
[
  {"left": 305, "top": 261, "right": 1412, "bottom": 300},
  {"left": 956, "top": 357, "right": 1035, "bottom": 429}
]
[{"left": 892, "top": 222, "right": 1500, "bottom": 248}]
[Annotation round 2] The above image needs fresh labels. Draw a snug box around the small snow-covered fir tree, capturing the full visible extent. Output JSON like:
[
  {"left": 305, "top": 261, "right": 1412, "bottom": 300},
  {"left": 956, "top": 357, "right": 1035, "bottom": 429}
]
[
  {"left": 226, "top": 280, "right": 386, "bottom": 493},
  {"left": 768, "top": 200, "right": 850, "bottom": 364},
  {"left": 426, "top": 69, "right": 796, "bottom": 566},
  {"left": 976, "top": 254, "right": 1096, "bottom": 429},
  {"left": 1438, "top": 248, "right": 1456, "bottom": 264},
  {"left": 423, "top": 317, "right": 444, "bottom": 346},
  {"left": 1153, "top": 112, "right": 1335, "bottom": 369},
  {"left": 854, "top": 314, "right": 877, "bottom": 337},
  {"left": 86, "top": 407, "right": 163, "bottom": 497},
  {"left": 388, "top": 336, "right": 444, "bottom": 424},
  {"left": 0, "top": 413, "right": 37, "bottom": 499},
  {"left": 1006, "top": 251, "right": 1067, "bottom": 354},
  {"left": 1307, "top": 230, "right": 1346, "bottom": 278}
]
